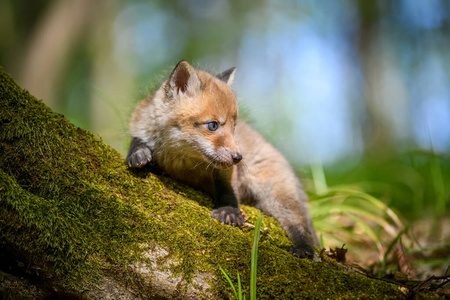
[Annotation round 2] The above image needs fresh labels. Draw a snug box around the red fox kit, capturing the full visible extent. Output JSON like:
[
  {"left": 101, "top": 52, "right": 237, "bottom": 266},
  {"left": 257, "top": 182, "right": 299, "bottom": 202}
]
[{"left": 127, "top": 61, "right": 318, "bottom": 258}]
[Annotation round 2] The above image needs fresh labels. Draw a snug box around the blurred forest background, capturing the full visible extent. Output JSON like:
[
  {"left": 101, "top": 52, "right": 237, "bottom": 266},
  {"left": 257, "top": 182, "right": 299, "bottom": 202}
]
[{"left": 1, "top": 0, "right": 449, "bottom": 279}]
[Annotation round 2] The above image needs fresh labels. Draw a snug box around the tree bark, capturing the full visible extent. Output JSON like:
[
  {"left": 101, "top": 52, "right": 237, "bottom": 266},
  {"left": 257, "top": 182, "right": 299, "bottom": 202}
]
[{"left": 0, "top": 67, "right": 412, "bottom": 299}]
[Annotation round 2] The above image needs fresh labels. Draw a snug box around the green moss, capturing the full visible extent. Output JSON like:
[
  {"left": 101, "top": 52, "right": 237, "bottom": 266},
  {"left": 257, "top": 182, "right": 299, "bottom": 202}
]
[{"left": 0, "top": 67, "right": 436, "bottom": 298}]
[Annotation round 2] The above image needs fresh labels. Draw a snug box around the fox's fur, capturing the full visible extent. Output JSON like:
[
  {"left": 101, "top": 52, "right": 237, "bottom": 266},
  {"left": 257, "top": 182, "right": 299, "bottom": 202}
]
[{"left": 127, "top": 61, "right": 318, "bottom": 258}]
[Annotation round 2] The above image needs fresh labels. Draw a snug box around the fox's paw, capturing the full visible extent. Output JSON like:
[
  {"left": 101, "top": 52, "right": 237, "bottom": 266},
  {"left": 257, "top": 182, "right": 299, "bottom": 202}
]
[
  {"left": 126, "top": 147, "right": 152, "bottom": 167},
  {"left": 288, "top": 238, "right": 315, "bottom": 259},
  {"left": 126, "top": 139, "right": 152, "bottom": 168},
  {"left": 211, "top": 206, "right": 245, "bottom": 227}
]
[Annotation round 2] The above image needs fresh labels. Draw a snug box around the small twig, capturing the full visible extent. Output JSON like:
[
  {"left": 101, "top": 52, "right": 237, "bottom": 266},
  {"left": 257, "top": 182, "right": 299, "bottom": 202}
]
[
  {"left": 432, "top": 277, "right": 450, "bottom": 291},
  {"left": 241, "top": 222, "right": 274, "bottom": 241},
  {"left": 410, "top": 274, "right": 450, "bottom": 292},
  {"left": 349, "top": 267, "right": 404, "bottom": 287},
  {"left": 429, "top": 274, "right": 450, "bottom": 281},
  {"left": 411, "top": 275, "right": 435, "bottom": 292},
  {"left": 242, "top": 222, "right": 255, "bottom": 229}
]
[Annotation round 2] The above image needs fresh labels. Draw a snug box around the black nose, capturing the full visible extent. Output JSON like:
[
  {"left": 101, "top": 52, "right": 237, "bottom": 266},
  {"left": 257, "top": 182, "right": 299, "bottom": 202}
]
[{"left": 231, "top": 152, "right": 242, "bottom": 163}]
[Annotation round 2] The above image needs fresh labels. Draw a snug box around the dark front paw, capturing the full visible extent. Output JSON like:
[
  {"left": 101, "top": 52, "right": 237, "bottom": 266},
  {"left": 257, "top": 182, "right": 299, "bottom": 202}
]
[
  {"left": 288, "top": 238, "right": 315, "bottom": 259},
  {"left": 211, "top": 206, "right": 245, "bottom": 227},
  {"left": 126, "top": 147, "right": 152, "bottom": 167},
  {"left": 126, "top": 138, "right": 152, "bottom": 168}
]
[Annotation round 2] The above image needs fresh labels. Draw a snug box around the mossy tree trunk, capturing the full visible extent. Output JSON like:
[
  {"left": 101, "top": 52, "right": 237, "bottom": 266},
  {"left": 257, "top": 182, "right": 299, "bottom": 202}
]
[{"left": 0, "top": 67, "right": 413, "bottom": 299}]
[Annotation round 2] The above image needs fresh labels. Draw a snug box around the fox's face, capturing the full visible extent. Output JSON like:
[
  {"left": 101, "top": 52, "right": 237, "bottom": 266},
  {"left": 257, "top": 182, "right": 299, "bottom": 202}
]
[
  {"left": 163, "top": 61, "right": 242, "bottom": 169},
  {"left": 165, "top": 61, "right": 242, "bottom": 169}
]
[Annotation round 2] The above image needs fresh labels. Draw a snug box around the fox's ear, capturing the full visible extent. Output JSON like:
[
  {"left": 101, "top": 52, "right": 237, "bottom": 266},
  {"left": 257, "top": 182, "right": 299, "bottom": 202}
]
[
  {"left": 168, "top": 61, "right": 201, "bottom": 97},
  {"left": 216, "top": 67, "right": 236, "bottom": 85}
]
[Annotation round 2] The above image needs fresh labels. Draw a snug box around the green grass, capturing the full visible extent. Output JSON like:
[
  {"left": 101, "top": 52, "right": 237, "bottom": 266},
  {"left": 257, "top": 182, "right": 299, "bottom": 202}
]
[
  {"left": 306, "top": 150, "right": 450, "bottom": 277},
  {"left": 250, "top": 216, "right": 263, "bottom": 300},
  {"left": 318, "top": 151, "right": 449, "bottom": 221},
  {"left": 220, "top": 216, "right": 264, "bottom": 300},
  {"left": 219, "top": 266, "right": 243, "bottom": 300},
  {"left": 309, "top": 183, "right": 404, "bottom": 261}
]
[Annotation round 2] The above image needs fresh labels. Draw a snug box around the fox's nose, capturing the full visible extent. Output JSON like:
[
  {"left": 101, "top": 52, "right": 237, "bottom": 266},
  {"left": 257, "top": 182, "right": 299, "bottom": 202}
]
[{"left": 231, "top": 152, "right": 243, "bottom": 163}]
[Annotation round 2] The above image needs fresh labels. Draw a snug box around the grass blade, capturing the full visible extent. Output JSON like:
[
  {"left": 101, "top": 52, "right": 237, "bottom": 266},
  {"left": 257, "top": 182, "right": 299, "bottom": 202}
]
[
  {"left": 345, "top": 213, "right": 383, "bottom": 260},
  {"left": 237, "top": 271, "right": 242, "bottom": 300},
  {"left": 250, "top": 216, "right": 263, "bottom": 300},
  {"left": 219, "top": 265, "right": 238, "bottom": 299}
]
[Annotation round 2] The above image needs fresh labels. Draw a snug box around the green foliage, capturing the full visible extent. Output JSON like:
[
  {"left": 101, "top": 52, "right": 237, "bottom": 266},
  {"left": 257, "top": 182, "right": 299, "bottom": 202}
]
[
  {"left": 322, "top": 152, "right": 450, "bottom": 221},
  {"left": 310, "top": 184, "right": 404, "bottom": 260},
  {"left": 307, "top": 153, "right": 449, "bottom": 278},
  {"left": 308, "top": 150, "right": 450, "bottom": 247}
]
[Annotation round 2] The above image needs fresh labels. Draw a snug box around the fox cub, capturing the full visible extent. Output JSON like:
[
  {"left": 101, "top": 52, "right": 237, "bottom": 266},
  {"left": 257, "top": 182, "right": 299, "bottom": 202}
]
[{"left": 127, "top": 61, "right": 318, "bottom": 258}]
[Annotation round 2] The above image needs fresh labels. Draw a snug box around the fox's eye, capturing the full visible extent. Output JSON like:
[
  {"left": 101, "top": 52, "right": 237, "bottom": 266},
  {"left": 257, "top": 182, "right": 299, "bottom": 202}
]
[{"left": 206, "top": 121, "right": 219, "bottom": 132}]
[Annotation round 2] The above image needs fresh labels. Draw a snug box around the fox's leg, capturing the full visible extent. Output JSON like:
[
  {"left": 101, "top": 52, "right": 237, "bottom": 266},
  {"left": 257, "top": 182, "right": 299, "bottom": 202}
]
[
  {"left": 275, "top": 186, "right": 318, "bottom": 258},
  {"left": 126, "top": 138, "right": 152, "bottom": 168},
  {"left": 211, "top": 169, "right": 245, "bottom": 227},
  {"left": 236, "top": 166, "right": 317, "bottom": 258},
  {"left": 254, "top": 184, "right": 316, "bottom": 258}
]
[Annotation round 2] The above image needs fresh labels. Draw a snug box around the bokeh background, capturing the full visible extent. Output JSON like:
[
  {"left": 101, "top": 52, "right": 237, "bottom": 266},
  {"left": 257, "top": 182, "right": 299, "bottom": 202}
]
[{"left": 1, "top": 0, "right": 449, "bottom": 274}]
